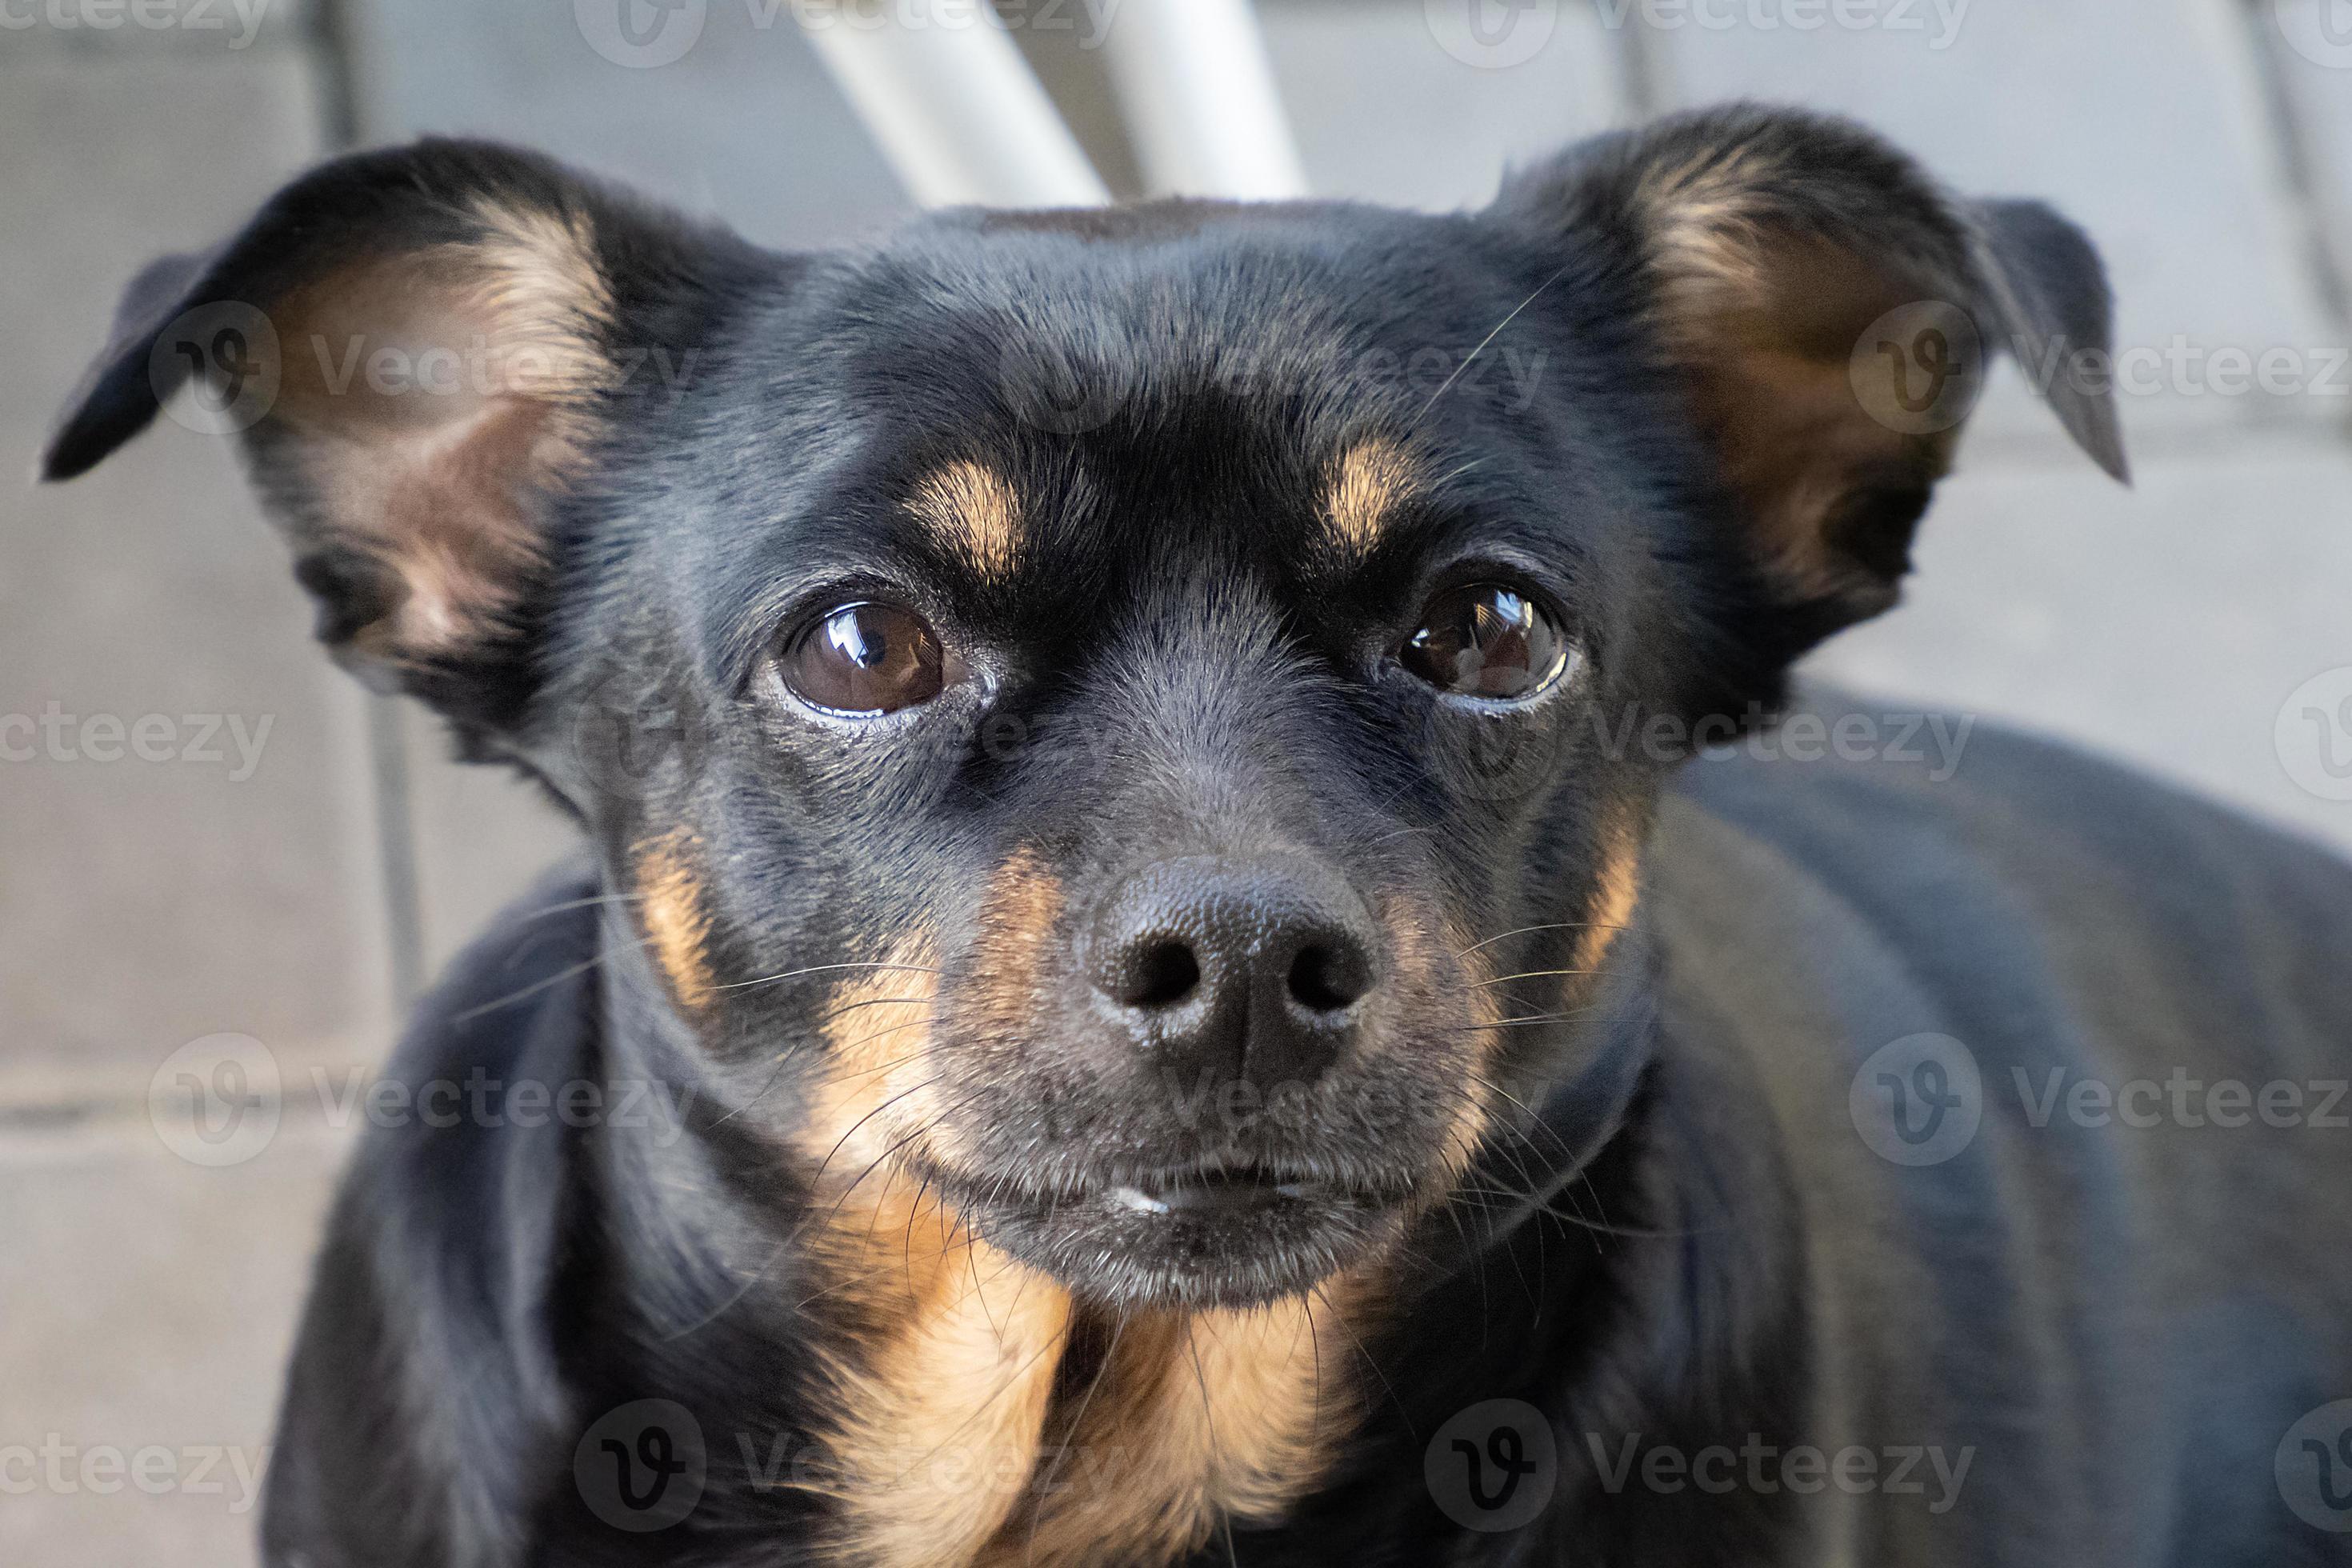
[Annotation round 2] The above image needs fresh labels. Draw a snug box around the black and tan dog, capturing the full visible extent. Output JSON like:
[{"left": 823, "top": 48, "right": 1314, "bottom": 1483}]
[{"left": 46, "top": 105, "right": 2352, "bottom": 1565}]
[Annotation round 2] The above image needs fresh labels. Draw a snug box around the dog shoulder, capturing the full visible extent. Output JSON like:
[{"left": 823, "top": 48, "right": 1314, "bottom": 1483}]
[{"left": 265, "top": 852, "right": 602, "bottom": 1568}]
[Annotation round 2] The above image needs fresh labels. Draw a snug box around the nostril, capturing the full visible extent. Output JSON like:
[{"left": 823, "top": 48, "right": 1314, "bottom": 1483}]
[
  {"left": 1286, "top": 942, "right": 1372, "bottom": 1015},
  {"left": 1123, "top": 938, "right": 1202, "bottom": 1010}
]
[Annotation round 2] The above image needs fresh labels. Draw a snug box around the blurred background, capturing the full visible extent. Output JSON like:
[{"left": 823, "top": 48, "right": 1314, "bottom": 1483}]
[{"left": 2, "top": 0, "right": 2348, "bottom": 1560}]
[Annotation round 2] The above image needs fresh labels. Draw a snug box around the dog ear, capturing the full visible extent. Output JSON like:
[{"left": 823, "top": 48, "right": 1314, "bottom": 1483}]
[
  {"left": 43, "top": 138, "right": 756, "bottom": 731},
  {"left": 1493, "top": 106, "right": 2126, "bottom": 650}
]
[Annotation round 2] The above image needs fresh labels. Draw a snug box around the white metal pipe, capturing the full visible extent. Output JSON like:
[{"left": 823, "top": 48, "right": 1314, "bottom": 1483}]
[
  {"left": 1096, "top": 0, "right": 1310, "bottom": 201},
  {"left": 794, "top": 1, "right": 1110, "bottom": 209}
]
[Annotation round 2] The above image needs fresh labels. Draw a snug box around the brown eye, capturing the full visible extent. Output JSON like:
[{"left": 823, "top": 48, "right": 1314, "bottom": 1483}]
[
  {"left": 778, "top": 602, "right": 946, "bottom": 716},
  {"left": 1399, "top": 583, "right": 1569, "bottom": 701}
]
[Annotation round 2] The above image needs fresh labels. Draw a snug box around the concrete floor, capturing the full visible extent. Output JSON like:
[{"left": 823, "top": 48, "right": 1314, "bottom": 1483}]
[{"left": 2, "top": 2, "right": 2348, "bottom": 1562}]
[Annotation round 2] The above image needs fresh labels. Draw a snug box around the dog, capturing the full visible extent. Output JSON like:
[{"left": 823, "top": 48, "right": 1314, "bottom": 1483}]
[{"left": 45, "top": 103, "right": 2352, "bottom": 1566}]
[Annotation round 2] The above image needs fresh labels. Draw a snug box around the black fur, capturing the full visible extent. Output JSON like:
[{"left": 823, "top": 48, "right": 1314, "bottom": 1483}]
[{"left": 45, "top": 106, "right": 2352, "bottom": 1565}]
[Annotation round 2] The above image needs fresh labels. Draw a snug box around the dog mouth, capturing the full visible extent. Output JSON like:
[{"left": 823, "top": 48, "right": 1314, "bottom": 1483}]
[
  {"left": 1105, "top": 1168, "right": 1326, "bottom": 1215},
  {"left": 917, "top": 1158, "right": 1419, "bottom": 1310}
]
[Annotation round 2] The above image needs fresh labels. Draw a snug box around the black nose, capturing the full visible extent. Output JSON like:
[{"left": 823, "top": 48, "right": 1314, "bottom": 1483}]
[{"left": 1086, "top": 854, "right": 1380, "bottom": 1088}]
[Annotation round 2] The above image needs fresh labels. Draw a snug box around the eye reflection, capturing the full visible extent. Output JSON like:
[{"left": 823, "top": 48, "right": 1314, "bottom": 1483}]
[
  {"left": 778, "top": 602, "right": 946, "bottom": 716},
  {"left": 1399, "top": 583, "right": 1570, "bottom": 701}
]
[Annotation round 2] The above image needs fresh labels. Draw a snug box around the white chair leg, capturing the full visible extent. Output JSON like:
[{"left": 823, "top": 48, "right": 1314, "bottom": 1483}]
[
  {"left": 1097, "top": 0, "right": 1310, "bottom": 200},
  {"left": 794, "top": 3, "right": 1110, "bottom": 208}
]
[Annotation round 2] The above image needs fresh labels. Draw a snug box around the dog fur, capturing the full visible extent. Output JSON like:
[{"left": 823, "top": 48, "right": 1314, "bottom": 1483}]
[{"left": 46, "top": 105, "right": 2352, "bottom": 1566}]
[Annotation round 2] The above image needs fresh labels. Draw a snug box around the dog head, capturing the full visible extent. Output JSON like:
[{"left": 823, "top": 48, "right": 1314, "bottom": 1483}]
[{"left": 47, "top": 108, "right": 2122, "bottom": 1312}]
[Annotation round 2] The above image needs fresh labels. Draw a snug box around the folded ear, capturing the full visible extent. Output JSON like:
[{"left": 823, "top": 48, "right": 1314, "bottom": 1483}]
[
  {"left": 43, "top": 138, "right": 759, "bottom": 730},
  {"left": 1493, "top": 105, "right": 2126, "bottom": 650}
]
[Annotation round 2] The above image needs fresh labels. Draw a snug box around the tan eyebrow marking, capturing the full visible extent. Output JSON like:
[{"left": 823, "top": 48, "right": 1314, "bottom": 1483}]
[
  {"left": 909, "top": 459, "right": 1025, "bottom": 581},
  {"left": 1318, "top": 438, "right": 1423, "bottom": 560}
]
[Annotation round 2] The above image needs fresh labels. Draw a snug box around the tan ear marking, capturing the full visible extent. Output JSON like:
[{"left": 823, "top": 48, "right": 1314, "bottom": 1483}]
[
  {"left": 1619, "top": 140, "right": 1972, "bottom": 612},
  {"left": 910, "top": 460, "right": 1026, "bottom": 582},
  {"left": 634, "top": 830, "right": 714, "bottom": 1012},
  {"left": 267, "top": 198, "right": 614, "bottom": 659},
  {"left": 1318, "top": 438, "right": 1422, "bottom": 561},
  {"left": 1628, "top": 143, "right": 1795, "bottom": 304}
]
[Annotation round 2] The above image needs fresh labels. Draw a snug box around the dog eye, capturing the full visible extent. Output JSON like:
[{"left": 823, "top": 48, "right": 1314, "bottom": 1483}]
[
  {"left": 1399, "top": 583, "right": 1569, "bottom": 701},
  {"left": 778, "top": 602, "right": 946, "bottom": 716}
]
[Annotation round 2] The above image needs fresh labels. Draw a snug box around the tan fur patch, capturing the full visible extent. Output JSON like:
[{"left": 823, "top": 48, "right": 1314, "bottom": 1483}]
[
  {"left": 793, "top": 935, "right": 1058, "bottom": 1565},
  {"left": 910, "top": 460, "right": 1026, "bottom": 582},
  {"left": 794, "top": 936, "right": 951, "bottom": 1201},
  {"left": 1572, "top": 810, "right": 1646, "bottom": 980},
  {"left": 989, "top": 1292, "right": 1362, "bottom": 1568},
  {"left": 826, "top": 1232, "right": 1074, "bottom": 1566},
  {"left": 792, "top": 900, "right": 1069, "bottom": 1567},
  {"left": 794, "top": 856, "right": 1368, "bottom": 1566},
  {"left": 634, "top": 830, "right": 714, "bottom": 1011},
  {"left": 1318, "top": 438, "right": 1422, "bottom": 561},
  {"left": 1629, "top": 143, "right": 1792, "bottom": 306},
  {"left": 265, "top": 198, "right": 613, "bottom": 659},
  {"left": 1431, "top": 914, "right": 1502, "bottom": 1189},
  {"left": 1626, "top": 146, "right": 1958, "bottom": 607}
]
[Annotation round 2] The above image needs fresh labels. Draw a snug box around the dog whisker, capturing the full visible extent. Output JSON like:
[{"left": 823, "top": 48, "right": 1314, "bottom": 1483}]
[
  {"left": 1454, "top": 919, "right": 1634, "bottom": 961},
  {"left": 1410, "top": 261, "right": 1572, "bottom": 426},
  {"left": 717, "top": 959, "right": 950, "bottom": 993},
  {"left": 1462, "top": 966, "right": 1597, "bottom": 989},
  {"left": 447, "top": 953, "right": 608, "bottom": 1023}
]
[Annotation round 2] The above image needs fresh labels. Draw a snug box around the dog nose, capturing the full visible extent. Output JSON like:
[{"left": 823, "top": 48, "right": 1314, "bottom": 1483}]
[{"left": 1086, "top": 855, "right": 1379, "bottom": 1087}]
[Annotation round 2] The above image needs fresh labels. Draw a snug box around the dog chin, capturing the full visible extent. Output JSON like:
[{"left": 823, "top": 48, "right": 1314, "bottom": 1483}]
[{"left": 935, "top": 1166, "right": 1414, "bottom": 1311}]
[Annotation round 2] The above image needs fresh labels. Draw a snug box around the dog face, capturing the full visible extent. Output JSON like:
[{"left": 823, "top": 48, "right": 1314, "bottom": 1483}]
[{"left": 47, "top": 111, "right": 2121, "bottom": 1312}]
